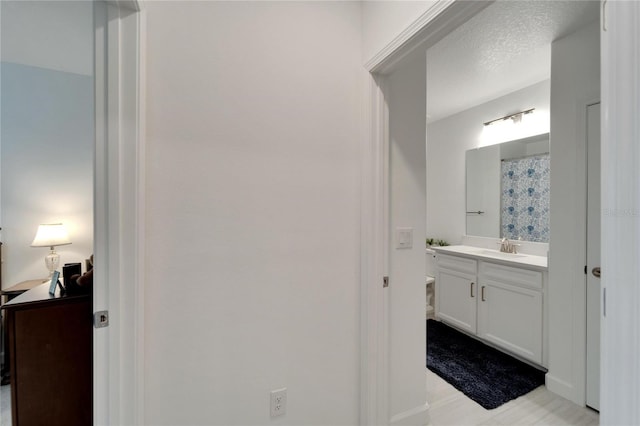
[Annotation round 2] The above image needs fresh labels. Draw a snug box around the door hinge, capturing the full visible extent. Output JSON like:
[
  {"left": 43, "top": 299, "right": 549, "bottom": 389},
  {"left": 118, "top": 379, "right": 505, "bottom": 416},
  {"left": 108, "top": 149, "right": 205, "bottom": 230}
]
[
  {"left": 383, "top": 276, "right": 389, "bottom": 288},
  {"left": 94, "top": 310, "right": 109, "bottom": 328}
]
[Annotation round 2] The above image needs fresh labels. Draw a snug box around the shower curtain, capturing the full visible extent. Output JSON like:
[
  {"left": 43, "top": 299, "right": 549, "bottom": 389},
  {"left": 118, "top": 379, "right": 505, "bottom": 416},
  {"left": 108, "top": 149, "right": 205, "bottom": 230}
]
[{"left": 500, "top": 154, "right": 550, "bottom": 242}]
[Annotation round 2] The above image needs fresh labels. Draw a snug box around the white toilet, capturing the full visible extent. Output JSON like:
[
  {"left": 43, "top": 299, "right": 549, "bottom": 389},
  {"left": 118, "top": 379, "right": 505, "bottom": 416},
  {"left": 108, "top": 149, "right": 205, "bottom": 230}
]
[{"left": 425, "top": 248, "right": 436, "bottom": 319}]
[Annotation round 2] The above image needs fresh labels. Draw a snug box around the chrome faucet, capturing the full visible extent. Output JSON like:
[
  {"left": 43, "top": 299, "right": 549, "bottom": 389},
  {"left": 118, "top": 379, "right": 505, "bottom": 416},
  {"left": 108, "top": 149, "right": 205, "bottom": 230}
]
[{"left": 499, "top": 237, "right": 519, "bottom": 254}]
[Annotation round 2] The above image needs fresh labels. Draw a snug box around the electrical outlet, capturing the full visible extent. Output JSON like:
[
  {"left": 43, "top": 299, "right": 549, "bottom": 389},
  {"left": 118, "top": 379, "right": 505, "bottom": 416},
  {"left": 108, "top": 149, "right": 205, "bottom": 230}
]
[{"left": 270, "top": 388, "right": 287, "bottom": 417}]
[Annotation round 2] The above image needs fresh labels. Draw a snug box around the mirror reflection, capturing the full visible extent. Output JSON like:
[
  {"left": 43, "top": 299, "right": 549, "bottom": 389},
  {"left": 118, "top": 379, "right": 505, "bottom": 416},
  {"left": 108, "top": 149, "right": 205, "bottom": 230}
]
[{"left": 466, "top": 134, "right": 550, "bottom": 242}]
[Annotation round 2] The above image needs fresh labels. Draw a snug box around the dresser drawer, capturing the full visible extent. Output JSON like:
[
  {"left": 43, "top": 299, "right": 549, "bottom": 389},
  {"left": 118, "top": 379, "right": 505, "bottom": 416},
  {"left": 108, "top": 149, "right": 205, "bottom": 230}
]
[
  {"left": 480, "top": 261, "right": 543, "bottom": 290},
  {"left": 437, "top": 253, "right": 477, "bottom": 275}
]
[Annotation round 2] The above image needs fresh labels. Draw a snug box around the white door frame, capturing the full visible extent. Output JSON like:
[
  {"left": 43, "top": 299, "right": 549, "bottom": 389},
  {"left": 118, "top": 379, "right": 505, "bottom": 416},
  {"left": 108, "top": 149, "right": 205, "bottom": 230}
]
[
  {"left": 360, "top": 2, "right": 490, "bottom": 424},
  {"left": 94, "top": 1, "right": 145, "bottom": 424},
  {"left": 600, "top": 1, "right": 640, "bottom": 424},
  {"left": 360, "top": 72, "right": 389, "bottom": 425},
  {"left": 585, "top": 101, "right": 601, "bottom": 411}
]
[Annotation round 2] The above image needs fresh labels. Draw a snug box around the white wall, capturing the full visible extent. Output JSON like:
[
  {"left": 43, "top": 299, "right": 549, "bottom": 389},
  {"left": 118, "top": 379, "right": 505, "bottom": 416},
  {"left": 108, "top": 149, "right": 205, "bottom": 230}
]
[
  {"left": 387, "top": 53, "right": 428, "bottom": 423},
  {"left": 426, "top": 80, "right": 550, "bottom": 245},
  {"left": 546, "top": 20, "right": 600, "bottom": 404},
  {"left": 361, "top": 1, "right": 436, "bottom": 64},
  {"left": 0, "top": 1, "right": 94, "bottom": 287},
  {"left": 144, "top": 2, "right": 362, "bottom": 424},
  {"left": 0, "top": 1, "right": 93, "bottom": 76}
]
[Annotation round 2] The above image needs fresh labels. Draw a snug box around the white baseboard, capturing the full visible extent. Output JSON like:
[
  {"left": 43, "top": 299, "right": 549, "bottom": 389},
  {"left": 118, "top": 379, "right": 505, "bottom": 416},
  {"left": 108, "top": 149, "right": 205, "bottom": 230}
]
[
  {"left": 546, "top": 373, "right": 581, "bottom": 405},
  {"left": 390, "top": 403, "right": 430, "bottom": 426}
]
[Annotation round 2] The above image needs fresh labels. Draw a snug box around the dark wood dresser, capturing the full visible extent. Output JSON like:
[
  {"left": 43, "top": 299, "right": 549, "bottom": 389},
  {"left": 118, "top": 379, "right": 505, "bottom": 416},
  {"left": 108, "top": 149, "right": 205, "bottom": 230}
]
[
  {"left": 1, "top": 279, "right": 44, "bottom": 386},
  {"left": 1, "top": 283, "right": 92, "bottom": 425}
]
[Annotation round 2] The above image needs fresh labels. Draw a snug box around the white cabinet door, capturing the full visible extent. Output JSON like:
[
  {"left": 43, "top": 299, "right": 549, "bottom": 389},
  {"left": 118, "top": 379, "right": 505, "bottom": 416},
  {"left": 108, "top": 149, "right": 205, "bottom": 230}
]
[
  {"left": 477, "top": 278, "right": 543, "bottom": 364},
  {"left": 436, "top": 268, "right": 477, "bottom": 334}
]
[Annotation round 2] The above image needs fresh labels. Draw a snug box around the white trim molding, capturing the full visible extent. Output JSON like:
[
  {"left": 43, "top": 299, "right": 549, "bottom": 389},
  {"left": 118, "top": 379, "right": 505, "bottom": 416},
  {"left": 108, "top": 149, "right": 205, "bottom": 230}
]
[
  {"left": 390, "top": 404, "right": 430, "bottom": 426},
  {"left": 600, "top": 1, "right": 640, "bottom": 424},
  {"left": 545, "top": 374, "right": 575, "bottom": 402},
  {"left": 364, "top": 0, "right": 492, "bottom": 74},
  {"left": 360, "top": 72, "right": 389, "bottom": 426},
  {"left": 94, "top": 1, "right": 145, "bottom": 424},
  {"left": 361, "top": 1, "right": 487, "bottom": 424}
]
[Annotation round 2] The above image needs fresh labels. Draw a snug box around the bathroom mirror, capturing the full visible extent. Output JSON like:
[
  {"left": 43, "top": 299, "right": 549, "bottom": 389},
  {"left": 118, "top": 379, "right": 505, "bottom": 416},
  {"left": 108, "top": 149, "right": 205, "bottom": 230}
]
[{"left": 466, "top": 134, "right": 550, "bottom": 242}]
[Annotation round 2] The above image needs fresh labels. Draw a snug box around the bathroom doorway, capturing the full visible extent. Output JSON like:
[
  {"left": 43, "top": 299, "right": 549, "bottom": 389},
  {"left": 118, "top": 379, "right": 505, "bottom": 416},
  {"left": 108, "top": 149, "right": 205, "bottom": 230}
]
[
  {"left": 369, "top": 0, "right": 640, "bottom": 423},
  {"left": 420, "top": 0, "right": 599, "bottom": 416}
]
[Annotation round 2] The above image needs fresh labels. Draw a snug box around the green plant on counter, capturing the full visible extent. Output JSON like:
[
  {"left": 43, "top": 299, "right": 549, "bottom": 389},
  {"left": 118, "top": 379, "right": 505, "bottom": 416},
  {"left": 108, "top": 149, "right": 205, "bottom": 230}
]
[{"left": 426, "top": 237, "right": 449, "bottom": 247}]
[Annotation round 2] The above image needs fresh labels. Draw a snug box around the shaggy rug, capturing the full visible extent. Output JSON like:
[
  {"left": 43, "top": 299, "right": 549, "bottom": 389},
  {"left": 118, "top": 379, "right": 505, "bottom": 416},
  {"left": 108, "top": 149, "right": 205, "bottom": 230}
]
[{"left": 426, "top": 319, "right": 545, "bottom": 409}]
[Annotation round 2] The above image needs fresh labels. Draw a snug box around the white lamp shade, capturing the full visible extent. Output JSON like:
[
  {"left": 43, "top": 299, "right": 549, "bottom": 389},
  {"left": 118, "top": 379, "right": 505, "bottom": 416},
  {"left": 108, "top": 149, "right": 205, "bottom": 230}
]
[{"left": 31, "top": 223, "right": 72, "bottom": 248}]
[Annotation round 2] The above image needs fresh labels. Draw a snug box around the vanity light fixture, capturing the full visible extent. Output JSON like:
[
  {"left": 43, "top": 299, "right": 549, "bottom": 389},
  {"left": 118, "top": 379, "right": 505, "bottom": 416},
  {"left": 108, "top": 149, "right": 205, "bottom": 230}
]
[
  {"left": 484, "top": 108, "right": 535, "bottom": 127},
  {"left": 479, "top": 107, "right": 548, "bottom": 148}
]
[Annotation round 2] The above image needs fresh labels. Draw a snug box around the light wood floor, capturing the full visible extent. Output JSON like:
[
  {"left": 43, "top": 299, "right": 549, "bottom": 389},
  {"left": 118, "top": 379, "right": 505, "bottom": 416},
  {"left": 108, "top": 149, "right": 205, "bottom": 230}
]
[
  {"left": 0, "top": 383, "right": 10, "bottom": 425},
  {"left": 426, "top": 369, "right": 599, "bottom": 426},
  {"left": 0, "top": 367, "right": 599, "bottom": 426}
]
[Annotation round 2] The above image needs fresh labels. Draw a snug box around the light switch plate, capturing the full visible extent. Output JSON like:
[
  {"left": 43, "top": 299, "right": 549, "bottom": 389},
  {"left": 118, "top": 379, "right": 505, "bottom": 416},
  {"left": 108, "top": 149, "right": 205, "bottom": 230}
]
[{"left": 396, "top": 227, "right": 413, "bottom": 249}]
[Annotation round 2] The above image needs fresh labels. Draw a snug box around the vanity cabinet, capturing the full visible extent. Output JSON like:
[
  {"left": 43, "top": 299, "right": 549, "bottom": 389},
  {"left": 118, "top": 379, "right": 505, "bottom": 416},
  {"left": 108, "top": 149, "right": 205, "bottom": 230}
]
[
  {"left": 435, "top": 251, "right": 545, "bottom": 366},
  {"left": 436, "top": 254, "right": 478, "bottom": 334},
  {"left": 477, "top": 262, "right": 543, "bottom": 364}
]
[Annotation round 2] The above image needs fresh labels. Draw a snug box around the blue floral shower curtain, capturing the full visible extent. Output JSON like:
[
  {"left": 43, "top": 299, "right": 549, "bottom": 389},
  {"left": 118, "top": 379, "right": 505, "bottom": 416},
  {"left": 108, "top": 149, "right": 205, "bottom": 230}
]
[{"left": 501, "top": 154, "right": 550, "bottom": 242}]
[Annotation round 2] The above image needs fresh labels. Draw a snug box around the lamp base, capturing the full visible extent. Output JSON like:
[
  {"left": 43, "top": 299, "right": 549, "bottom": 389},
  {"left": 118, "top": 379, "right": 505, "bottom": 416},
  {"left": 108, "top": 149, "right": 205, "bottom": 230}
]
[{"left": 44, "top": 248, "right": 60, "bottom": 279}]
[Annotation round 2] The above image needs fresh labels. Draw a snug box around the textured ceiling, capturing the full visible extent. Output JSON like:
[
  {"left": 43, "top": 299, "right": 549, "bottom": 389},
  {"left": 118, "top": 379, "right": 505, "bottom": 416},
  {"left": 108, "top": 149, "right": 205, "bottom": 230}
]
[{"left": 426, "top": 0, "right": 599, "bottom": 122}]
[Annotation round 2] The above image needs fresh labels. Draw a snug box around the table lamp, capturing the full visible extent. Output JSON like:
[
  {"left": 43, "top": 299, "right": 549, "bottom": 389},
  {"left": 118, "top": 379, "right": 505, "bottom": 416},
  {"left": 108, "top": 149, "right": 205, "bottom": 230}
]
[{"left": 31, "top": 223, "right": 72, "bottom": 279}]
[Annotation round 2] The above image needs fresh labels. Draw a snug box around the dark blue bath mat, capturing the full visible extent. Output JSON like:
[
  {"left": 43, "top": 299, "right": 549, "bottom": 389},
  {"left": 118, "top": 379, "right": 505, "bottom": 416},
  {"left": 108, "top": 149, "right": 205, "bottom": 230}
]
[{"left": 426, "top": 319, "right": 546, "bottom": 409}]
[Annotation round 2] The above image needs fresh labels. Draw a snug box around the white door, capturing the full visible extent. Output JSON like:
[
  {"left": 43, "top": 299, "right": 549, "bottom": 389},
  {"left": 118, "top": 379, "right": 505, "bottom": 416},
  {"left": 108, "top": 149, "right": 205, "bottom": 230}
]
[{"left": 586, "top": 102, "right": 601, "bottom": 410}]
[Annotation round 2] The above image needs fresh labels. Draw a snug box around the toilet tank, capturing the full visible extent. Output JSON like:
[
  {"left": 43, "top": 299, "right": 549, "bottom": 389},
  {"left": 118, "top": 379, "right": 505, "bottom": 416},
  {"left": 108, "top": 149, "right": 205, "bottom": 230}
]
[{"left": 425, "top": 248, "right": 436, "bottom": 278}]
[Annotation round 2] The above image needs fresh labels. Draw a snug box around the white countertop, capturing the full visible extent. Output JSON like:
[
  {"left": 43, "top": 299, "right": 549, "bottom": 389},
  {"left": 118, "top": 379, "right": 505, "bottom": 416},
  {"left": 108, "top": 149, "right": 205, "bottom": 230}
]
[{"left": 431, "top": 245, "right": 548, "bottom": 270}]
